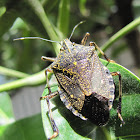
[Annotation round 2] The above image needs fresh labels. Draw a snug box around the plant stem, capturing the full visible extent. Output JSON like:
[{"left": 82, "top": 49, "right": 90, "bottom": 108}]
[
  {"left": 0, "top": 70, "right": 46, "bottom": 92},
  {"left": 99, "top": 17, "right": 140, "bottom": 56},
  {"left": 57, "top": 0, "right": 70, "bottom": 37},
  {"left": 0, "top": 66, "right": 29, "bottom": 78},
  {"left": 27, "top": 0, "right": 60, "bottom": 55}
]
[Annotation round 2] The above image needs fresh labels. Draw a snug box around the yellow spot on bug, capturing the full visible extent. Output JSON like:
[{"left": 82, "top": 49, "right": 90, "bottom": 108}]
[
  {"left": 73, "top": 61, "right": 77, "bottom": 65},
  {"left": 70, "top": 94, "right": 74, "bottom": 98}
]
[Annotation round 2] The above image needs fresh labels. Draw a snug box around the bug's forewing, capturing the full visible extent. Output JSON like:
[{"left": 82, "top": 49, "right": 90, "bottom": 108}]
[
  {"left": 90, "top": 51, "right": 115, "bottom": 100},
  {"left": 54, "top": 72, "right": 85, "bottom": 111},
  {"left": 63, "top": 58, "right": 93, "bottom": 96}
]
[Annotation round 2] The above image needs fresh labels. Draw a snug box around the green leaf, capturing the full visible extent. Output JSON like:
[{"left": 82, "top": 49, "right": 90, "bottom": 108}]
[
  {"left": 102, "top": 60, "right": 140, "bottom": 139},
  {"left": 41, "top": 60, "right": 140, "bottom": 139},
  {"left": 0, "top": 114, "right": 46, "bottom": 140},
  {"left": 0, "top": 9, "right": 17, "bottom": 37}
]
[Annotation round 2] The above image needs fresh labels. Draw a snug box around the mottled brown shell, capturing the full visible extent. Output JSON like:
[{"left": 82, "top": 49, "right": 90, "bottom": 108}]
[{"left": 50, "top": 38, "right": 115, "bottom": 125}]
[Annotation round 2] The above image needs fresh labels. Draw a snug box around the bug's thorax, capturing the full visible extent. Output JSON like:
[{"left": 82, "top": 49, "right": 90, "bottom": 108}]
[{"left": 51, "top": 38, "right": 95, "bottom": 70}]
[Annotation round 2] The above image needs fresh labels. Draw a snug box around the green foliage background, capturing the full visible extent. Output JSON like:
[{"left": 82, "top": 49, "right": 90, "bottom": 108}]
[{"left": 0, "top": 0, "right": 140, "bottom": 140}]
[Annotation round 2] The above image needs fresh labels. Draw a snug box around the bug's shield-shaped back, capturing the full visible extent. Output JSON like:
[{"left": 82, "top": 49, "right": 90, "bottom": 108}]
[{"left": 51, "top": 39, "right": 115, "bottom": 120}]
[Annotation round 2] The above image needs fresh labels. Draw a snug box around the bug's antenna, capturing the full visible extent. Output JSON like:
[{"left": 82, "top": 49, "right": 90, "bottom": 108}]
[
  {"left": 13, "top": 37, "right": 60, "bottom": 44},
  {"left": 69, "top": 21, "right": 85, "bottom": 40}
]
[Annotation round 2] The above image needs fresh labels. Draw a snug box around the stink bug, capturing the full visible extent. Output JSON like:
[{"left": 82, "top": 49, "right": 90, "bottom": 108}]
[{"left": 15, "top": 22, "right": 124, "bottom": 140}]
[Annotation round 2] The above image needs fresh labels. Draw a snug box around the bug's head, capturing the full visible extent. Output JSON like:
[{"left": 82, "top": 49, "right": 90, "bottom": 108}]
[{"left": 59, "top": 39, "right": 74, "bottom": 53}]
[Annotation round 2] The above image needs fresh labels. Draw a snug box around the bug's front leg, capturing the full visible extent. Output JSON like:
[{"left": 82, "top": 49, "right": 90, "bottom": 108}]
[
  {"left": 89, "top": 42, "right": 115, "bottom": 63},
  {"left": 111, "top": 72, "right": 125, "bottom": 126},
  {"left": 40, "top": 68, "right": 59, "bottom": 140},
  {"left": 41, "top": 56, "right": 56, "bottom": 62}
]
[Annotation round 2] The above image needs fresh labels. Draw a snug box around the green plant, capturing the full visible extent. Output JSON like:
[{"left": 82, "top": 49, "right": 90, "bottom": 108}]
[{"left": 0, "top": 0, "right": 140, "bottom": 140}]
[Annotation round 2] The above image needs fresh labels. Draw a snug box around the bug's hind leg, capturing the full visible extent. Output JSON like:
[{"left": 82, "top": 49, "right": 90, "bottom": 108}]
[
  {"left": 40, "top": 68, "right": 59, "bottom": 139},
  {"left": 89, "top": 42, "right": 115, "bottom": 63},
  {"left": 111, "top": 72, "right": 125, "bottom": 126},
  {"left": 81, "top": 32, "right": 90, "bottom": 45}
]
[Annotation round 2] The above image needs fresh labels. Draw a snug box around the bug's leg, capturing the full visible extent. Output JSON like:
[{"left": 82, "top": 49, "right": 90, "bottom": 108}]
[
  {"left": 40, "top": 91, "right": 59, "bottom": 140},
  {"left": 41, "top": 55, "right": 55, "bottom": 91},
  {"left": 41, "top": 56, "right": 56, "bottom": 62},
  {"left": 111, "top": 72, "right": 125, "bottom": 126},
  {"left": 43, "top": 68, "right": 53, "bottom": 92},
  {"left": 40, "top": 68, "right": 59, "bottom": 139},
  {"left": 89, "top": 42, "right": 115, "bottom": 63},
  {"left": 81, "top": 32, "right": 90, "bottom": 45}
]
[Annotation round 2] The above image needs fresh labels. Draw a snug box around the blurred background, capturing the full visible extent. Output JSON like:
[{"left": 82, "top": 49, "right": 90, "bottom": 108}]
[{"left": 0, "top": 0, "right": 140, "bottom": 125}]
